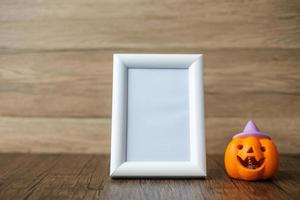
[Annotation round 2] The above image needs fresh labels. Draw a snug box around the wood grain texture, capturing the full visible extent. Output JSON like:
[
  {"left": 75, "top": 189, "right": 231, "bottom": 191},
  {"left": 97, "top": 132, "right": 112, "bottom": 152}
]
[
  {"left": 0, "top": 117, "right": 298, "bottom": 154},
  {"left": 0, "top": 49, "right": 299, "bottom": 118},
  {"left": 0, "top": 0, "right": 299, "bottom": 154},
  {"left": 0, "top": 154, "right": 299, "bottom": 199},
  {"left": 0, "top": 117, "right": 111, "bottom": 154},
  {"left": 0, "top": 0, "right": 299, "bottom": 51}
]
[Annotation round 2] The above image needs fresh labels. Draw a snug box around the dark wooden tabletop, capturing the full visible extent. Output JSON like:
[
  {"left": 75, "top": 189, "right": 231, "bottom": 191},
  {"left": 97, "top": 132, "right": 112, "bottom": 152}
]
[{"left": 0, "top": 154, "right": 299, "bottom": 200}]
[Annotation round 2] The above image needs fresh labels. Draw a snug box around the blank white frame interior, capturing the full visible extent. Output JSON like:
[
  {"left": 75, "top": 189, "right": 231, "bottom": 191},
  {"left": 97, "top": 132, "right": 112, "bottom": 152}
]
[{"left": 110, "top": 54, "right": 206, "bottom": 177}]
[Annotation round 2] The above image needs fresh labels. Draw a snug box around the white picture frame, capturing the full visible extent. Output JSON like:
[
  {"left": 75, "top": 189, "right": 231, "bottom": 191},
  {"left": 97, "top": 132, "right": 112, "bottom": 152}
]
[{"left": 110, "top": 54, "right": 206, "bottom": 178}]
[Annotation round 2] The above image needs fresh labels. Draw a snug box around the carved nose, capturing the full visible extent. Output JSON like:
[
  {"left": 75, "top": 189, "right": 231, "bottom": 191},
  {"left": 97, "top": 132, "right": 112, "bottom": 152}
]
[{"left": 247, "top": 147, "right": 254, "bottom": 153}]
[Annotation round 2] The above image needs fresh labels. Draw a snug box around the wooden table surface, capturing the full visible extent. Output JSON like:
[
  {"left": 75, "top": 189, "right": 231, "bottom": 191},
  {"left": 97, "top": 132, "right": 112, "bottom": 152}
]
[{"left": 0, "top": 154, "right": 299, "bottom": 200}]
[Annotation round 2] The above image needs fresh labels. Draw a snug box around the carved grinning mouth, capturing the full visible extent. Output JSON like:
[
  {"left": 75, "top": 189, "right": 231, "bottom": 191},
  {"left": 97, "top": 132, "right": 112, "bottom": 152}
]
[{"left": 237, "top": 156, "right": 265, "bottom": 169}]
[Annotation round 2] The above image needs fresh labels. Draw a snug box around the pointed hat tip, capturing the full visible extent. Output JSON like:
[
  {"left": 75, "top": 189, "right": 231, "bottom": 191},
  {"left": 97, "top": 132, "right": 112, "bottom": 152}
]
[{"left": 243, "top": 120, "right": 260, "bottom": 133}]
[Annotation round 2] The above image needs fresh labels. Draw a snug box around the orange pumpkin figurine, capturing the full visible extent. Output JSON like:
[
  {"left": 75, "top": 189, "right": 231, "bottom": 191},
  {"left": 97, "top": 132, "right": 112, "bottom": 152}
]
[{"left": 224, "top": 120, "right": 279, "bottom": 181}]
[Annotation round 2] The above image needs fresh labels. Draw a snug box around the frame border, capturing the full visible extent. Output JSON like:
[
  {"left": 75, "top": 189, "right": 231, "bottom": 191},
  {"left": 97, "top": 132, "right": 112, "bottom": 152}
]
[{"left": 110, "top": 54, "right": 206, "bottom": 177}]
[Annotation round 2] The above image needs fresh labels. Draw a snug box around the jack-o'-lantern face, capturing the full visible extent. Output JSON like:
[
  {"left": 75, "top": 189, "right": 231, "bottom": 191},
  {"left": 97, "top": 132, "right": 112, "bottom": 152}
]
[{"left": 225, "top": 136, "right": 279, "bottom": 181}]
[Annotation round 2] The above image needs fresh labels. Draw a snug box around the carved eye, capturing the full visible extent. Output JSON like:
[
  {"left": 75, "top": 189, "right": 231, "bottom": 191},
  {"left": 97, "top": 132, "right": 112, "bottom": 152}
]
[
  {"left": 261, "top": 146, "right": 266, "bottom": 152},
  {"left": 237, "top": 144, "right": 243, "bottom": 150}
]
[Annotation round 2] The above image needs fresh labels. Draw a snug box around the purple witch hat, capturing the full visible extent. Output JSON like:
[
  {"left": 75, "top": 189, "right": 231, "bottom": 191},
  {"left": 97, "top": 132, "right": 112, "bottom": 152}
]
[{"left": 233, "top": 120, "right": 271, "bottom": 139}]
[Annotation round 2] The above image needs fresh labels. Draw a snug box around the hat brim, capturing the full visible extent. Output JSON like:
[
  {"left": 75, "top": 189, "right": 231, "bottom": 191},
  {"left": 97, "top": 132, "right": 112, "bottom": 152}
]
[{"left": 233, "top": 132, "right": 271, "bottom": 139}]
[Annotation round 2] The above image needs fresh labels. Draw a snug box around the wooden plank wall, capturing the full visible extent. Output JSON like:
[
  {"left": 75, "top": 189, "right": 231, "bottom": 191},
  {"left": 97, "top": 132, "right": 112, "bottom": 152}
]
[{"left": 0, "top": 0, "right": 299, "bottom": 154}]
